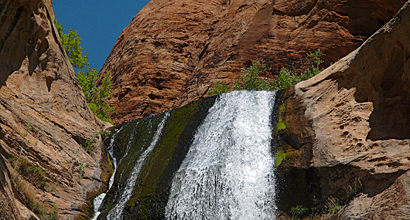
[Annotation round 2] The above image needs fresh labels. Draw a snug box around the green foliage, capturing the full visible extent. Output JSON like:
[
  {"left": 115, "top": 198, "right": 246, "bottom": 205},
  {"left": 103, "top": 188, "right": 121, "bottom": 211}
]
[
  {"left": 276, "top": 121, "right": 287, "bottom": 132},
  {"left": 55, "top": 20, "right": 88, "bottom": 69},
  {"left": 16, "top": 159, "right": 47, "bottom": 189},
  {"left": 208, "top": 49, "right": 325, "bottom": 94},
  {"left": 27, "top": 119, "right": 33, "bottom": 131},
  {"left": 78, "top": 163, "right": 87, "bottom": 174},
  {"left": 84, "top": 139, "right": 97, "bottom": 153},
  {"left": 32, "top": 203, "right": 59, "bottom": 220},
  {"left": 100, "top": 129, "right": 115, "bottom": 141},
  {"left": 55, "top": 20, "right": 114, "bottom": 123},
  {"left": 275, "top": 150, "right": 296, "bottom": 168},
  {"left": 272, "top": 68, "right": 300, "bottom": 90},
  {"left": 207, "top": 81, "right": 229, "bottom": 96},
  {"left": 88, "top": 71, "right": 114, "bottom": 123},
  {"left": 77, "top": 163, "right": 87, "bottom": 181},
  {"left": 325, "top": 196, "right": 343, "bottom": 214},
  {"left": 233, "top": 60, "right": 274, "bottom": 91},
  {"left": 77, "top": 66, "right": 98, "bottom": 102},
  {"left": 291, "top": 205, "right": 308, "bottom": 219},
  {"left": 272, "top": 49, "right": 324, "bottom": 90}
]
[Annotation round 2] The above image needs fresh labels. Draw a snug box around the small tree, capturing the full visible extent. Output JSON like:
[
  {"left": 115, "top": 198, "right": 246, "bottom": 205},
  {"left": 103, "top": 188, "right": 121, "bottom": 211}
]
[
  {"left": 55, "top": 21, "right": 88, "bottom": 69},
  {"left": 88, "top": 71, "right": 114, "bottom": 123},
  {"left": 55, "top": 20, "right": 114, "bottom": 123}
]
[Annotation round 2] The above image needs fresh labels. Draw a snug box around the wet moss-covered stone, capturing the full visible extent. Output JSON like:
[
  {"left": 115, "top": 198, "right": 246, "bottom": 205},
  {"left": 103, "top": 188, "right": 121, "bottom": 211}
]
[
  {"left": 97, "top": 96, "right": 217, "bottom": 219},
  {"left": 98, "top": 114, "right": 166, "bottom": 218}
]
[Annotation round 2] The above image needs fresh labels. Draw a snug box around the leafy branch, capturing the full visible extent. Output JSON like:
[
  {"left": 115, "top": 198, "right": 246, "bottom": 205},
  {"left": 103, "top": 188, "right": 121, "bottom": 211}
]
[{"left": 55, "top": 20, "right": 114, "bottom": 123}]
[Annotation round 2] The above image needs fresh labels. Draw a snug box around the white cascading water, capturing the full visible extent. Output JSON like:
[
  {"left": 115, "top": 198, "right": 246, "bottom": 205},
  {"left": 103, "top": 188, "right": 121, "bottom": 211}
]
[
  {"left": 106, "top": 112, "right": 170, "bottom": 219},
  {"left": 92, "top": 126, "right": 125, "bottom": 220},
  {"left": 165, "top": 90, "right": 277, "bottom": 220}
]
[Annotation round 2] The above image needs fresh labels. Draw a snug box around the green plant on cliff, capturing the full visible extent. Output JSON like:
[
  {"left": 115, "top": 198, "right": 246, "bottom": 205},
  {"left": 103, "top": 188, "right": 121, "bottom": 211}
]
[
  {"left": 232, "top": 59, "right": 274, "bottom": 91},
  {"left": 15, "top": 158, "right": 47, "bottom": 189},
  {"left": 208, "top": 49, "right": 325, "bottom": 94},
  {"left": 87, "top": 71, "right": 114, "bottom": 123},
  {"left": 291, "top": 205, "right": 308, "bottom": 219},
  {"left": 55, "top": 20, "right": 114, "bottom": 123},
  {"left": 207, "top": 81, "right": 229, "bottom": 96},
  {"left": 275, "top": 150, "right": 296, "bottom": 167}
]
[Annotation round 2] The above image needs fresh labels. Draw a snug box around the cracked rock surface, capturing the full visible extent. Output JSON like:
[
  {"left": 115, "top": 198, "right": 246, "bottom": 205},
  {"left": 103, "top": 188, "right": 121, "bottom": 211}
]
[
  {"left": 0, "top": 0, "right": 110, "bottom": 219},
  {"left": 99, "top": 0, "right": 405, "bottom": 124},
  {"left": 280, "top": 1, "right": 410, "bottom": 218}
]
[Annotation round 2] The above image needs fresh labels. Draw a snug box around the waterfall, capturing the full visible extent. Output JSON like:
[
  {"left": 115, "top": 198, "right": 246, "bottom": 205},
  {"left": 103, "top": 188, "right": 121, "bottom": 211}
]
[
  {"left": 165, "top": 90, "right": 277, "bottom": 219},
  {"left": 92, "top": 127, "right": 124, "bottom": 220},
  {"left": 105, "top": 112, "right": 170, "bottom": 219}
]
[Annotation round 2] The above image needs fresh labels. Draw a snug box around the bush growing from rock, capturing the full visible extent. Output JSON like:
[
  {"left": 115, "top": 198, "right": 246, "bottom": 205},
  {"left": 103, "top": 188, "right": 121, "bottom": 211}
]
[
  {"left": 55, "top": 20, "right": 114, "bottom": 123},
  {"left": 208, "top": 49, "right": 325, "bottom": 94}
]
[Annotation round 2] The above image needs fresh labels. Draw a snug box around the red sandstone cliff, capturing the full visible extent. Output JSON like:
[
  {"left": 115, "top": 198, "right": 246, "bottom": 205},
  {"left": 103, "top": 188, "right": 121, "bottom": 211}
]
[
  {"left": 100, "top": 0, "right": 405, "bottom": 124},
  {"left": 0, "top": 0, "right": 110, "bottom": 219},
  {"left": 279, "top": 1, "right": 410, "bottom": 218}
]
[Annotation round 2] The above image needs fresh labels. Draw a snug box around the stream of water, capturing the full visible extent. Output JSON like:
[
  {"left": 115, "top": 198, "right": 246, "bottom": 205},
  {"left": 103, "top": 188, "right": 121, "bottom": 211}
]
[
  {"left": 94, "top": 90, "right": 277, "bottom": 219},
  {"left": 106, "top": 112, "right": 169, "bottom": 219},
  {"left": 92, "top": 112, "right": 169, "bottom": 220},
  {"left": 165, "top": 91, "right": 277, "bottom": 219},
  {"left": 92, "top": 127, "right": 123, "bottom": 220}
]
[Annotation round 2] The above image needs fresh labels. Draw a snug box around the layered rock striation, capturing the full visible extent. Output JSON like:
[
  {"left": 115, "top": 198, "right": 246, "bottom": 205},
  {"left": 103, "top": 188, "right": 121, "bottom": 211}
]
[
  {"left": 0, "top": 0, "right": 110, "bottom": 219},
  {"left": 100, "top": 0, "right": 405, "bottom": 124},
  {"left": 279, "top": 1, "right": 410, "bottom": 218}
]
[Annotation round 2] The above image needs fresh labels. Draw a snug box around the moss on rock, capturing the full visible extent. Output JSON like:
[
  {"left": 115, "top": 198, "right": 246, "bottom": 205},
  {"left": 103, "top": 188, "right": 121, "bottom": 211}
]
[{"left": 98, "top": 96, "right": 217, "bottom": 219}]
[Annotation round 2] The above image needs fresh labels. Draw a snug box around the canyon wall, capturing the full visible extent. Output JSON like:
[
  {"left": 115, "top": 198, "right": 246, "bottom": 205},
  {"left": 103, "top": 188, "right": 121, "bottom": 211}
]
[
  {"left": 279, "top": 1, "right": 410, "bottom": 218},
  {"left": 0, "top": 0, "right": 110, "bottom": 219},
  {"left": 99, "top": 0, "right": 405, "bottom": 124},
  {"left": 1, "top": 0, "right": 410, "bottom": 219}
]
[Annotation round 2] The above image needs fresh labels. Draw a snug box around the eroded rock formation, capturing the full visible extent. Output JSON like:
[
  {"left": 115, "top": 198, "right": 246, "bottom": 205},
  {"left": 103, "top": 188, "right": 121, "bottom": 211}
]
[
  {"left": 279, "top": 1, "right": 410, "bottom": 218},
  {"left": 0, "top": 0, "right": 110, "bottom": 219},
  {"left": 100, "top": 0, "right": 405, "bottom": 124}
]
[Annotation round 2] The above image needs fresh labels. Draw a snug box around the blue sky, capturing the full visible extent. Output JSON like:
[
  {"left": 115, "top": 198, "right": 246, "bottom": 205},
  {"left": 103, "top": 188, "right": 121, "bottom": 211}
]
[{"left": 53, "top": 1, "right": 151, "bottom": 71}]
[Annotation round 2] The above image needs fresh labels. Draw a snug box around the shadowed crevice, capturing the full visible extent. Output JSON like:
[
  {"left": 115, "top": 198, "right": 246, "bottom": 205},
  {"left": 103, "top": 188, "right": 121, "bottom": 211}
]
[{"left": 0, "top": 6, "right": 23, "bottom": 53}]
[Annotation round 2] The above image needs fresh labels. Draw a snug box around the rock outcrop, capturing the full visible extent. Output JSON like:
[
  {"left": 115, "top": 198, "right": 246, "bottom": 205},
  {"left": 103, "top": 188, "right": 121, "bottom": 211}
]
[
  {"left": 0, "top": 0, "right": 110, "bottom": 219},
  {"left": 99, "top": 0, "right": 405, "bottom": 124},
  {"left": 279, "top": 1, "right": 410, "bottom": 218}
]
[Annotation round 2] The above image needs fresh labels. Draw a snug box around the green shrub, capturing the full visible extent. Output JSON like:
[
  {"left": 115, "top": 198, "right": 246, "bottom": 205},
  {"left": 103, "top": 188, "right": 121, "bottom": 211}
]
[
  {"left": 55, "top": 20, "right": 114, "bottom": 123},
  {"left": 87, "top": 71, "right": 114, "bottom": 123},
  {"left": 207, "top": 81, "right": 229, "bottom": 96},
  {"left": 100, "top": 129, "right": 116, "bottom": 141},
  {"left": 16, "top": 159, "right": 47, "bottom": 189},
  {"left": 291, "top": 205, "right": 308, "bottom": 219},
  {"left": 233, "top": 60, "right": 274, "bottom": 91},
  {"left": 272, "top": 68, "right": 299, "bottom": 90},
  {"left": 84, "top": 139, "right": 97, "bottom": 153},
  {"left": 208, "top": 49, "right": 325, "bottom": 94}
]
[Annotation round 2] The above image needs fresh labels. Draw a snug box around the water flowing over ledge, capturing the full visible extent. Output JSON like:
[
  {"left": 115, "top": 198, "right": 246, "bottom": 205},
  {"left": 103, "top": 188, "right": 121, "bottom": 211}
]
[
  {"left": 92, "top": 127, "right": 124, "bottom": 220},
  {"left": 95, "top": 91, "right": 279, "bottom": 219},
  {"left": 165, "top": 91, "right": 277, "bottom": 219}
]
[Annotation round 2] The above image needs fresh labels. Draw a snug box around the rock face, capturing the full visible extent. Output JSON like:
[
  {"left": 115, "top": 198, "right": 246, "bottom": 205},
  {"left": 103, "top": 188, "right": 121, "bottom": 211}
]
[
  {"left": 0, "top": 0, "right": 110, "bottom": 219},
  {"left": 100, "top": 0, "right": 405, "bottom": 124},
  {"left": 279, "top": 1, "right": 410, "bottom": 218},
  {"left": 97, "top": 96, "right": 218, "bottom": 219}
]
